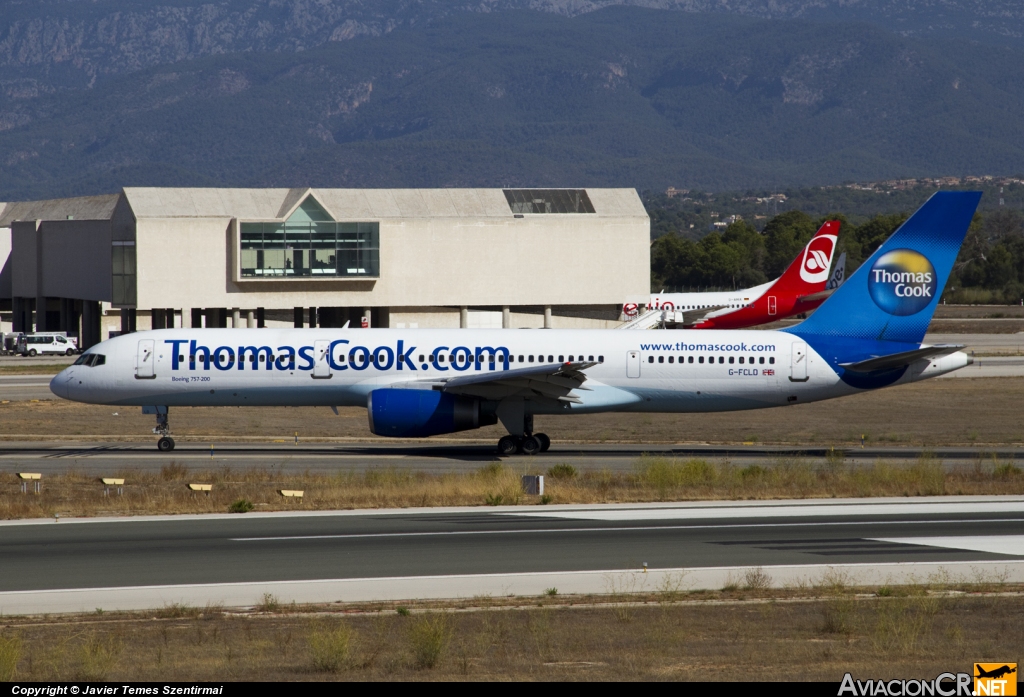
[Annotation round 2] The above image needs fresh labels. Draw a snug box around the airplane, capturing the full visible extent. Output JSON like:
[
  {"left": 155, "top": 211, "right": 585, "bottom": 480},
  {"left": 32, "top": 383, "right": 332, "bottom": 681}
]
[
  {"left": 51, "top": 191, "right": 980, "bottom": 456},
  {"left": 622, "top": 220, "right": 843, "bottom": 329}
]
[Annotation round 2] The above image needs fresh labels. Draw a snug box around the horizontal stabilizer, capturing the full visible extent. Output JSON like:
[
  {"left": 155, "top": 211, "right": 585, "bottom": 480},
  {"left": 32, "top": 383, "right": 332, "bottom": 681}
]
[
  {"left": 839, "top": 345, "right": 964, "bottom": 373},
  {"left": 794, "top": 289, "right": 834, "bottom": 305}
]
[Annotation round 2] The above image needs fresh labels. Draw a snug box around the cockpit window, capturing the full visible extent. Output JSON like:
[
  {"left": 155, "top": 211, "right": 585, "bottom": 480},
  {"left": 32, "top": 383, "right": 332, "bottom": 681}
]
[
  {"left": 74, "top": 354, "right": 90, "bottom": 365},
  {"left": 77, "top": 354, "right": 106, "bottom": 367},
  {"left": 90, "top": 354, "right": 105, "bottom": 367}
]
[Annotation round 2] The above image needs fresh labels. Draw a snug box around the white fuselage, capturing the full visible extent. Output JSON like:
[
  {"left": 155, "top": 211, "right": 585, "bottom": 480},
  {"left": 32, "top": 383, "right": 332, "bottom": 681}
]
[
  {"left": 645, "top": 281, "right": 773, "bottom": 314},
  {"left": 51, "top": 328, "right": 970, "bottom": 417}
]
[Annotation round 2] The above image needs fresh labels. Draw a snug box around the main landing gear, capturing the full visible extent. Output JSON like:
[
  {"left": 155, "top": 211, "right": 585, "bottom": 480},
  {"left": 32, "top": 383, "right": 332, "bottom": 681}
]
[
  {"left": 153, "top": 408, "right": 175, "bottom": 451},
  {"left": 497, "top": 433, "right": 550, "bottom": 456}
]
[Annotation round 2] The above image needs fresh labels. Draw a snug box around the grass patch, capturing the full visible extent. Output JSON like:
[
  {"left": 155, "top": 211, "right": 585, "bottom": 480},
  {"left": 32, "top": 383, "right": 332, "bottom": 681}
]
[
  {"left": 307, "top": 620, "right": 353, "bottom": 673},
  {"left": 409, "top": 613, "right": 452, "bottom": 669},
  {"left": 0, "top": 636, "right": 21, "bottom": 680},
  {"left": 3, "top": 455, "right": 1024, "bottom": 519},
  {"left": 228, "top": 498, "right": 254, "bottom": 513},
  {"left": 2, "top": 585, "right": 1021, "bottom": 680}
]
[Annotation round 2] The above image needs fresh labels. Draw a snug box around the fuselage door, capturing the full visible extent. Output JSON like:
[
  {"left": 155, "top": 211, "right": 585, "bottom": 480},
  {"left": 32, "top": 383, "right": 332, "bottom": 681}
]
[
  {"left": 627, "top": 351, "right": 641, "bottom": 378},
  {"left": 789, "top": 341, "right": 809, "bottom": 382},
  {"left": 767, "top": 296, "right": 777, "bottom": 316},
  {"left": 136, "top": 339, "right": 156, "bottom": 379},
  {"left": 313, "top": 340, "right": 332, "bottom": 379}
]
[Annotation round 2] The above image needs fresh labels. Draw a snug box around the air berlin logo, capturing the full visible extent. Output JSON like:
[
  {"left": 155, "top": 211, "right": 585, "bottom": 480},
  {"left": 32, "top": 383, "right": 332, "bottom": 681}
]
[{"left": 799, "top": 235, "right": 837, "bottom": 284}]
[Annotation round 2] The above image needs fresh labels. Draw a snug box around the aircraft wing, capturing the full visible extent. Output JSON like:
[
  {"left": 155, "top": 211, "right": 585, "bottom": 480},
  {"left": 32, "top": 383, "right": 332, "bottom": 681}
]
[
  {"left": 839, "top": 345, "right": 964, "bottom": 373},
  {"left": 417, "top": 361, "right": 597, "bottom": 403}
]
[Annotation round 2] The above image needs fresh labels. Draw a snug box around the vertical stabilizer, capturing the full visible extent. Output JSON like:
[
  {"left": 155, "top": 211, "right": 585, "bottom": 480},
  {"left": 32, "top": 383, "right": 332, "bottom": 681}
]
[{"left": 788, "top": 191, "right": 981, "bottom": 344}]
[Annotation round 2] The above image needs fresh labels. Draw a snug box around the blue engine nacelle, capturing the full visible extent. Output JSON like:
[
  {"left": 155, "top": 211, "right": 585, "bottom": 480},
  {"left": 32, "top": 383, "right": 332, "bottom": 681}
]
[{"left": 368, "top": 388, "right": 482, "bottom": 438}]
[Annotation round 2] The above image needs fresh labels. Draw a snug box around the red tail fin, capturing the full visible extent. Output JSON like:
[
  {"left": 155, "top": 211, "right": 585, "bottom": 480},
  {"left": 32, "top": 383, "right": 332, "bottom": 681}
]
[{"left": 766, "top": 220, "right": 840, "bottom": 295}]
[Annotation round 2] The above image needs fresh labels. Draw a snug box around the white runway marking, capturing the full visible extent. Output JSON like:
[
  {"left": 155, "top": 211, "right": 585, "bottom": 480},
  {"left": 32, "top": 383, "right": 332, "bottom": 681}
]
[
  {"left": 505, "top": 500, "right": 1024, "bottom": 522},
  {"left": 231, "top": 518, "right": 1024, "bottom": 542},
  {"left": 871, "top": 535, "right": 1024, "bottom": 557}
]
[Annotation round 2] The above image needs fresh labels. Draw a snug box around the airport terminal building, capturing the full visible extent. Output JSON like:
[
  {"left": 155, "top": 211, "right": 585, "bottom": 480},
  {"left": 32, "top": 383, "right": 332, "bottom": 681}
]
[{"left": 0, "top": 187, "right": 649, "bottom": 348}]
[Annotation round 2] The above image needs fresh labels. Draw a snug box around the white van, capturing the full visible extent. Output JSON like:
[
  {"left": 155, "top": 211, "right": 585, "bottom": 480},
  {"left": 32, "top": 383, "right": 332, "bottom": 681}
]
[{"left": 21, "top": 333, "right": 78, "bottom": 357}]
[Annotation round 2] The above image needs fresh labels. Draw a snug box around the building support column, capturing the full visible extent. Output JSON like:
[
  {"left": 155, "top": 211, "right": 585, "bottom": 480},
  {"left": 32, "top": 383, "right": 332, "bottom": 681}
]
[
  {"left": 363, "top": 307, "right": 372, "bottom": 329},
  {"left": 12, "top": 298, "right": 25, "bottom": 332},
  {"left": 81, "top": 301, "right": 100, "bottom": 349},
  {"left": 502, "top": 306, "right": 511, "bottom": 329},
  {"left": 231, "top": 308, "right": 240, "bottom": 328},
  {"left": 543, "top": 305, "right": 552, "bottom": 329},
  {"left": 120, "top": 308, "right": 137, "bottom": 334},
  {"left": 59, "top": 298, "right": 69, "bottom": 333},
  {"left": 460, "top": 306, "right": 468, "bottom": 329},
  {"left": 247, "top": 311, "right": 255, "bottom": 328},
  {"left": 35, "top": 295, "right": 47, "bottom": 331}
]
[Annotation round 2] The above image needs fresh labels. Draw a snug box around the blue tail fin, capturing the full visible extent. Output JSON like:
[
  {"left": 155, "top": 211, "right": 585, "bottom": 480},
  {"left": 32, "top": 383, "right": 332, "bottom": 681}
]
[{"left": 787, "top": 191, "right": 981, "bottom": 345}]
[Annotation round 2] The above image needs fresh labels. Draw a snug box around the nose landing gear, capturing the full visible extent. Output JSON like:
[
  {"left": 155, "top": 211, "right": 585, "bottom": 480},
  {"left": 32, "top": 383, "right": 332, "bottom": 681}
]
[{"left": 151, "top": 408, "right": 174, "bottom": 451}]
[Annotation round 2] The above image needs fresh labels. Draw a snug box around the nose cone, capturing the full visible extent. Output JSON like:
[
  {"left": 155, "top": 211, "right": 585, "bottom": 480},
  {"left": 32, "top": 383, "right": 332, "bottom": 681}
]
[{"left": 50, "top": 369, "right": 71, "bottom": 400}]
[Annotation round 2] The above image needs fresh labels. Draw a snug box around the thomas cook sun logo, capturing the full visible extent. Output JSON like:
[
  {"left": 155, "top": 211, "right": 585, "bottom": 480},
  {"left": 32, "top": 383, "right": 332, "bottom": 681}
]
[{"left": 867, "top": 249, "right": 937, "bottom": 316}]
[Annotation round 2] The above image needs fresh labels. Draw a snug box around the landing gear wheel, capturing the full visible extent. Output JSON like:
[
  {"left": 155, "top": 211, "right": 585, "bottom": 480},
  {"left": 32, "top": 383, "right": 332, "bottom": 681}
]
[
  {"left": 497, "top": 435, "right": 520, "bottom": 456},
  {"left": 520, "top": 436, "right": 542, "bottom": 456},
  {"left": 157, "top": 436, "right": 175, "bottom": 452},
  {"left": 536, "top": 433, "right": 551, "bottom": 452}
]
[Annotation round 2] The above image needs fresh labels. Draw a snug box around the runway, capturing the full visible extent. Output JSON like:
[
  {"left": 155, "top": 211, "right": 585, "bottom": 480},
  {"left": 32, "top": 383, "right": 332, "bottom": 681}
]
[
  {"left": 2, "top": 440, "right": 1023, "bottom": 473},
  {"left": 1, "top": 497, "right": 1022, "bottom": 614}
]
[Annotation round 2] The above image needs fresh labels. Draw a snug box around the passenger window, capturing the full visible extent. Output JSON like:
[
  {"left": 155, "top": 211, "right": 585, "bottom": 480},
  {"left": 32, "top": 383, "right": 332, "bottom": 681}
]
[
  {"left": 769, "top": 357, "right": 775, "bottom": 364},
  {"left": 599, "top": 356, "right": 604, "bottom": 363},
  {"left": 658, "top": 356, "right": 664, "bottom": 364},
  {"left": 419, "top": 355, "right": 424, "bottom": 363},
  {"left": 548, "top": 355, "right": 553, "bottom": 362},
  {"left": 529, "top": 355, "right": 534, "bottom": 362},
  {"left": 718, "top": 357, "right": 724, "bottom": 364},
  {"left": 648, "top": 356, "right": 654, "bottom": 363},
  {"left": 190, "top": 355, "right": 196, "bottom": 362},
  {"left": 729, "top": 357, "right": 735, "bottom": 364},
  {"left": 688, "top": 356, "right": 693, "bottom": 364},
  {"left": 738, "top": 357, "right": 744, "bottom": 364},
  {"left": 588, "top": 355, "right": 594, "bottom": 362},
  {"left": 699, "top": 356, "right": 704, "bottom": 364},
  {"left": 759, "top": 357, "right": 764, "bottom": 365},
  {"left": 668, "top": 356, "right": 674, "bottom": 363},
  {"left": 559, "top": 355, "right": 564, "bottom": 362},
  {"left": 179, "top": 355, "right": 185, "bottom": 363},
  {"left": 519, "top": 355, "right": 524, "bottom": 362},
  {"left": 439, "top": 355, "right": 446, "bottom": 363},
  {"left": 568, "top": 355, "right": 573, "bottom": 362}
]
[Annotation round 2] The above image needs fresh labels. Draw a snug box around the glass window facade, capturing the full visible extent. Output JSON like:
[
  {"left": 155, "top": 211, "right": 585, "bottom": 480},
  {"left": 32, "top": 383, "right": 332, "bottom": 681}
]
[
  {"left": 240, "top": 197, "right": 380, "bottom": 280},
  {"left": 503, "top": 189, "right": 595, "bottom": 214},
  {"left": 112, "top": 242, "right": 137, "bottom": 305}
]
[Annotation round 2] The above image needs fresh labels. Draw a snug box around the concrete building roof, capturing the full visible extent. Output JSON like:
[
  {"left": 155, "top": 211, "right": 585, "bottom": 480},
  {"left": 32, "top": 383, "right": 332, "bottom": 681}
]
[
  {"left": 0, "top": 194, "right": 120, "bottom": 227},
  {"left": 121, "top": 187, "right": 647, "bottom": 220}
]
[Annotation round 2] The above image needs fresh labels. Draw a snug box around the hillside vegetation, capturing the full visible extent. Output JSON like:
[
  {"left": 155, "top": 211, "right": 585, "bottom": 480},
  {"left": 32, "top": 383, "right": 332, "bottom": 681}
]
[
  {"left": 3, "top": 9, "right": 1024, "bottom": 198},
  {"left": 651, "top": 205, "right": 1024, "bottom": 303}
]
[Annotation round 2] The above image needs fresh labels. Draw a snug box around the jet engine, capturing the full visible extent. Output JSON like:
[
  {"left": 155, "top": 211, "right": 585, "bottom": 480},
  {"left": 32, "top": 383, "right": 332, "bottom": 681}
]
[{"left": 368, "top": 388, "right": 491, "bottom": 437}]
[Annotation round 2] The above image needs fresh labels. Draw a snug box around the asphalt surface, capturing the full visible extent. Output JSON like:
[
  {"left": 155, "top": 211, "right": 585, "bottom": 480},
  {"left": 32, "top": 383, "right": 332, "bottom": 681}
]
[
  {"left": 3, "top": 441, "right": 1024, "bottom": 473},
  {"left": 1, "top": 499, "right": 1022, "bottom": 593}
]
